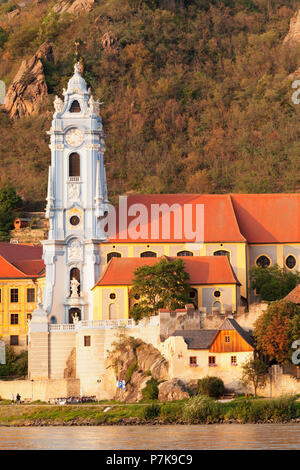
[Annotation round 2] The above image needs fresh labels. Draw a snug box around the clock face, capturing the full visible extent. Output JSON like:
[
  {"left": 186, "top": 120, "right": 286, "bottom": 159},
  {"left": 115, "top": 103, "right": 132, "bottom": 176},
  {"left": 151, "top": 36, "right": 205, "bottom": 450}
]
[{"left": 65, "top": 128, "right": 84, "bottom": 147}]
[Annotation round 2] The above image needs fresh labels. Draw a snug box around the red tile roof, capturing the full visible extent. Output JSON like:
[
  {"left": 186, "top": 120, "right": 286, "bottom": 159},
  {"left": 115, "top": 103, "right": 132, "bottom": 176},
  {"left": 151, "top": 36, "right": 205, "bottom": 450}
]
[
  {"left": 0, "top": 242, "right": 45, "bottom": 278},
  {"left": 94, "top": 255, "right": 240, "bottom": 287},
  {"left": 231, "top": 194, "right": 300, "bottom": 243},
  {"left": 107, "top": 193, "right": 300, "bottom": 244},
  {"left": 108, "top": 194, "right": 245, "bottom": 243},
  {"left": 284, "top": 285, "right": 300, "bottom": 304}
]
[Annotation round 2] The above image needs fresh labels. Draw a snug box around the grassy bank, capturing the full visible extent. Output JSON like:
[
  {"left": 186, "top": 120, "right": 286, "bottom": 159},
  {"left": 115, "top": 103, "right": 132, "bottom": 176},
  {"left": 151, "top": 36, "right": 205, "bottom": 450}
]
[{"left": 0, "top": 396, "right": 300, "bottom": 426}]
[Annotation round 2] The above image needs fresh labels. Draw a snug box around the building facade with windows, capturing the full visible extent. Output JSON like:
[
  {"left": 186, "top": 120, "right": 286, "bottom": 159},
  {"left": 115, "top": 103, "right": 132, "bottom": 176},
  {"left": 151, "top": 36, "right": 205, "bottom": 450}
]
[
  {"left": 0, "top": 243, "right": 45, "bottom": 350},
  {"left": 160, "top": 317, "right": 255, "bottom": 391}
]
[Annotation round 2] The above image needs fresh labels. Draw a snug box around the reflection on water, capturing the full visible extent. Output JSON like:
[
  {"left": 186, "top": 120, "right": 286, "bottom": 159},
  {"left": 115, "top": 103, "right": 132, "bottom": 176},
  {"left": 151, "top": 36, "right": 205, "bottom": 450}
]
[{"left": 0, "top": 424, "right": 299, "bottom": 450}]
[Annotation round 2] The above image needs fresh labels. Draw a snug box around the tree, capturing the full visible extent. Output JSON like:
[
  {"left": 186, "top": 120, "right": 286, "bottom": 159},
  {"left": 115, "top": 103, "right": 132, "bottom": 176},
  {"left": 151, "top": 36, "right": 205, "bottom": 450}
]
[
  {"left": 129, "top": 258, "right": 191, "bottom": 321},
  {"left": 241, "top": 358, "right": 268, "bottom": 397},
  {"left": 0, "top": 183, "right": 22, "bottom": 240},
  {"left": 253, "top": 300, "right": 300, "bottom": 364},
  {"left": 250, "top": 264, "right": 300, "bottom": 302}
]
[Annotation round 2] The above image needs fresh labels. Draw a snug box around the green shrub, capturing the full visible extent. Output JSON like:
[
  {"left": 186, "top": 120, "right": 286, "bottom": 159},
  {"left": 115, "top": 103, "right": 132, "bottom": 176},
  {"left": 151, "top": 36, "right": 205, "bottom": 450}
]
[
  {"left": 142, "top": 403, "right": 160, "bottom": 420},
  {"left": 142, "top": 378, "right": 159, "bottom": 400},
  {"left": 197, "top": 376, "right": 225, "bottom": 399},
  {"left": 183, "top": 395, "right": 221, "bottom": 424},
  {"left": 125, "top": 361, "right": 137, "bottom": 384},
  {"left": 159, "top": 402, "right": 183, "bottom": 422},
  {"left": 224, "top": 395, "right": 297, "bottom": 423}
]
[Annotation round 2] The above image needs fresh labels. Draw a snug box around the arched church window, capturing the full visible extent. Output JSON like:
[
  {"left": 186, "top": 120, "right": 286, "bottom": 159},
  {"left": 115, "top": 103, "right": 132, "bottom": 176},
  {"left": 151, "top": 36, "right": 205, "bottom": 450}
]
[
  {"left": 70, "top": 267, "right": 80, "bottom": 295},
  {"left": 69, "top": 100, "right": 81, "bottom": 113},
  {"left": 214, "top": 250, "right": 230, "bottom": 259},
  {"left": 140, "top": 251, "right": 157, "bottom": 258},
  {"left": 107, "top": 252, "right": 121, "bottom": 263},
  {"left": 177, "top": 250, "right": 193, "bottom": 257},
  {"left": 69, "top": 153, "right": 80, "bottom": 177}
]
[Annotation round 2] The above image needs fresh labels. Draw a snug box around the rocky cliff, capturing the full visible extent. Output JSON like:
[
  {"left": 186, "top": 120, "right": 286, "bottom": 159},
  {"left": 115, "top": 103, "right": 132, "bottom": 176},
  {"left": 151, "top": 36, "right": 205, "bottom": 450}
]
[
  {"left": 53, "top": 0, "right": 95, "bottom": 15},
  {"left": 283, "top": 8, "right": 300, "bottom": 47},
  {"left": 105, "top": 334, "right": 192, "bottom": 402},
  {"left": 4, "top": 42, "right": 54, "bottom": 119}
]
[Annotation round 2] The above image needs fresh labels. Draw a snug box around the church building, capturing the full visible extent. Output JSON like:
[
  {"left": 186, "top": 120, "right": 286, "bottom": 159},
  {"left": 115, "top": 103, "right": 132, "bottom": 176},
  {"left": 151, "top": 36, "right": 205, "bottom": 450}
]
[{"left": 1, "top": 63, "right": 300, "bottom": 352}]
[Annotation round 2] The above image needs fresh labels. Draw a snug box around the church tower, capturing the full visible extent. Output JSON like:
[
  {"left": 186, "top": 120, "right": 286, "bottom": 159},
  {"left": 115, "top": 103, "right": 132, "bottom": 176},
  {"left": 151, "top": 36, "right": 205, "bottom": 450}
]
[{"left": 42, "top": 62, "right": 108, "bottom": 324}]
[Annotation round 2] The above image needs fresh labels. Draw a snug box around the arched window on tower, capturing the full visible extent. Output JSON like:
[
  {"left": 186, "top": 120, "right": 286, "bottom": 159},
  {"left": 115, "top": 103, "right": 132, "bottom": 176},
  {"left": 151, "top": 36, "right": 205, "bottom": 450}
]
[
  {"left": 69, "top": 153, "right": 80, "bottom": 178},
  {"left": 70, "top": 267, "right": 80, "bottom": 295},
  {"left": 69, "top": 100, "right": 81, "bottom": 113}
]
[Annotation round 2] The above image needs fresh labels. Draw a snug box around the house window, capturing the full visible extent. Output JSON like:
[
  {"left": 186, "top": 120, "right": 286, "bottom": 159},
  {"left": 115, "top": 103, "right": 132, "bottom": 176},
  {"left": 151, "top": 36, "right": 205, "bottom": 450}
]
[
  {"left": 69, "top": 153, "right": 80, "bottom": 177},
  {"left": 10, "top": 335, "right": 19, "bottom": 346},
  {"left": 84, "top": 335, "right": 91, "bottom": 347},
  {"left": 177, "top": 250, "right": 193, "bottom": 257},
  {"left": 10, "top": 314, "right": 19, "bottom": 325},
  {"left": 140, "top": 251, "right": 157, "bottom": 258},
  {"left": 208, "top": 356, "right": 216, "bottom": 366},
  {"left": 225, "top": 335, "right": 231, "bottom": 343},
  {"left": 285, "top": 255, "right": 296, "bottom": 270},
  {"left": 107, "top": 252, "right": 121, "bottom": 263},
  {"left": 231, "top": 356, "right": 237, "bottom": 365},
  {"left": 256, "top": 255, "right": 271, "bottom": 268},
  {"left": 10, "top": 289, "right": 19, "bottom": 303},
  {"left": 69, "top": 100, "right": 81, "bottom": 113},
  {"left": 27, "top": 288, "right": 35, "bottom": 303},
  {"left": 189, "top": 356, "right": 197, "bottom": 367}
]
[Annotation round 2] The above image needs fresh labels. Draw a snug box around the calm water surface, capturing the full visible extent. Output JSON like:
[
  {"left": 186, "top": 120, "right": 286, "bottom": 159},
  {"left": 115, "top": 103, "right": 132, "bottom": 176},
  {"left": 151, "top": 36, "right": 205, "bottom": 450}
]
[{"left": 0, "top": 424, "right": 299, "bottom": 450}]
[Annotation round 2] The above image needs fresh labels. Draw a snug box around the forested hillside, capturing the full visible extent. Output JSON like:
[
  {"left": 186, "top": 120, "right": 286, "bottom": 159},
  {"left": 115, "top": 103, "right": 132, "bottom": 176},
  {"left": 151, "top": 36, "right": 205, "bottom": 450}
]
[{"left": 0, "top": 0, "right": 300, "bottom": 208}]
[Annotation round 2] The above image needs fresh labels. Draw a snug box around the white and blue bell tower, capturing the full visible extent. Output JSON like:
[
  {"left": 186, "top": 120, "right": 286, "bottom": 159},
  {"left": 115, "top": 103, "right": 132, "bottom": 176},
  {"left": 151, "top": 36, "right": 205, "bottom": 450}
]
[{"left": 42, "top": 62, "right": 109, "bottom": 324}]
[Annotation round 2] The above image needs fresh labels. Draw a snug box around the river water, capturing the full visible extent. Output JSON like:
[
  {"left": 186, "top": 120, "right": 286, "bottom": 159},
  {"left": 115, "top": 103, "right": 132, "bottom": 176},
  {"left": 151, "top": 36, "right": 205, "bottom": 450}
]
[{"left": 0, "top": 424, "right": 299, "bottom": 450}]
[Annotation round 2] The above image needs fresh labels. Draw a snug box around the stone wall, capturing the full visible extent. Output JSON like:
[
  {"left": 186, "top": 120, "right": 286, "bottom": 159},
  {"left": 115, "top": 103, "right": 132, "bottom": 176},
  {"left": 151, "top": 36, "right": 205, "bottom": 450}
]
[
  {"left": 0, "top": 378, "right": 80, "bottom": 402},
  {"left": 258, "top": 365, "right": 300, "bottom": 398}
]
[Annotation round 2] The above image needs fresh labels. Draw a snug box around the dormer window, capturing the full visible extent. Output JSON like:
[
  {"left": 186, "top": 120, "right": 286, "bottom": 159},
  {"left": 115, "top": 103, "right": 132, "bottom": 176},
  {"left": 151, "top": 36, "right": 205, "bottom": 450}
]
[{"left": 69, "top": 100, "right": 81, "bottom": 113}]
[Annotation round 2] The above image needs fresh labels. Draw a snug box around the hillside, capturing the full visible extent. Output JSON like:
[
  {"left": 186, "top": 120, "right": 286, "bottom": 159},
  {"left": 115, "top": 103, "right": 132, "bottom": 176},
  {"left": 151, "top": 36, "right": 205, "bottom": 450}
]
[{"left": 0, "top": 0, "right": 300, "bottom": 208}]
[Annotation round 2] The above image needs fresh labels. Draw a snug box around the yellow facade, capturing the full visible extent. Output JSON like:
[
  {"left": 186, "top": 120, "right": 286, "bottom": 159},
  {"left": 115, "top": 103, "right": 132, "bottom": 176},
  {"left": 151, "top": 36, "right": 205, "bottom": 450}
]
[
  {"left": 0, "top": 276, "right": 45, "bottom": 350},
  {"left": 92, "top": 283, "right": 239, "bottom": 320}
]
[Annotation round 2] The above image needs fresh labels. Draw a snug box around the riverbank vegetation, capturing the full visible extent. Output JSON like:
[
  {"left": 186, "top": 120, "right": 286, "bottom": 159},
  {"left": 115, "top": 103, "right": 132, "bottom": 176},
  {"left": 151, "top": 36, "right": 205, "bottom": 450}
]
[{"left": 0, "top": 395, "right": 299, "bottom": 426}]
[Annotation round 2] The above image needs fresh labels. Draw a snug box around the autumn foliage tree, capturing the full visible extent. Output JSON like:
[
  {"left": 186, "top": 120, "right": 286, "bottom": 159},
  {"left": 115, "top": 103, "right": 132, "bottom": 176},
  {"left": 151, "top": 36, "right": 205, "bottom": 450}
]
[{"left": 253, "top": 300, "right": 300, "bottom": 364}]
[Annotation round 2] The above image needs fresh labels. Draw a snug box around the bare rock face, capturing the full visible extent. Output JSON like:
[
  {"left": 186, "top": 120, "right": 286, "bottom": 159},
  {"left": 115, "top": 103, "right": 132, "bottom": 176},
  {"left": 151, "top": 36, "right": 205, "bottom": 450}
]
[
  {"left": 101, "top": 31, "right": 118, "bottom": 53},
  {"left": 5, "top": 42, "right": 54, "bottom": 119},
  {"left": 7, "top": 9, "right": 20, "bottom": 21},
  {"left": 283, "top": 9, "right": 300, "bottom": 47},
  {"left": 53, "top": 0, "right": 94, "bottom": 15},
  {"left": 158, "top": 379, "right": 190, "bottom": 402},
  {"left": 106, "top": 335, "right": 169, "bottom": 403}
]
